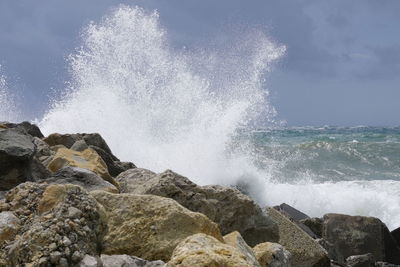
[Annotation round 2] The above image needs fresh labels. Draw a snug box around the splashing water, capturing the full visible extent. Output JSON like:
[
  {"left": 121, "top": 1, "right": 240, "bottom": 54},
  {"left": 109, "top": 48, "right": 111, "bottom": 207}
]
[
  {"left": 39, "top": 6, "right": 284, "bottom": 188},
  {"left": 0, "top": 67, "right": 20, "bottom": 122}
]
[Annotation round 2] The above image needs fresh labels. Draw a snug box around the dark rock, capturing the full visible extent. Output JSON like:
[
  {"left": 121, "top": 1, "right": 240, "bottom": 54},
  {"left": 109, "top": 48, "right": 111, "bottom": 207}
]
[
  {"left": 44, "top": 166, "right": 118, "bottom": 192},
  {"left": 89, "top": 145, "right": 134, "bottom": 177},
  {"left": 274, "top": 203, "right": 310, "bottom": 221},
  {"left": 301, "top": 217, "right": 324, "bottom": 238},
  {"left": 116, "top": 169, "right": 279, "bottom": 246},
  {"left": 391, "top": 227, "right": 400, "bottom": 247},
  {"left": 82, "top": 133, "right": 118, "bottom": 161},
  {"left": 2, "top": 121, "right": 44, "bottom": 138},
  {"left": 322, "top": 214, "right": 400, "bottom": 265},
  {"left": 375, "top": 262, "right": 400, "bottom": 267},
  {"left": 346, "top": 253, "right": 375, "bottom": 267},
  {"left": 43, "top": 133, "right": 80, "bottom": 148},
  {"left": 0, "top": 128, "right": 35, "bottom": 190}
]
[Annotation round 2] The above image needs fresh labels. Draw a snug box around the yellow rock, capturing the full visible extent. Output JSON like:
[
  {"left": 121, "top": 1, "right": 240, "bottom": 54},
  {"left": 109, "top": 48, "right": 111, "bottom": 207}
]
[
  {"left": 37, "top": 184, "right": 68, "bottom": 214},
  {"left": 0, "top": 124, "right": 7, "bottom": 129},
  {"left": 47, "top": 146, "right": 118, "bottom": 188},
  {"left": 91, "top": 191, "right": 223, "bottom": 262},
  {"left": 167, "top": 233, "right": 255, "bottom": 267},
  {"left": 223, "top": 231, "right": 260, "bottom": 267}
]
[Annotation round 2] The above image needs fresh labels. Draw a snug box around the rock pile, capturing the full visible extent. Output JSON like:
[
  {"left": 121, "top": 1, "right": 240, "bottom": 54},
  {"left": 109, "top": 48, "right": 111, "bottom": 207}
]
[{"left": 0, "top": 121, "right": 399, "bottom": 267}]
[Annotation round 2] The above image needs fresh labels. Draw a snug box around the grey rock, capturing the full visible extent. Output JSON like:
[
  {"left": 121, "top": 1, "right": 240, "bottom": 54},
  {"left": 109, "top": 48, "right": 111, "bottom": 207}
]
[
  {"left": 71, "top": 140, "right": 89, "bottom": 152},
  {"left": 265, "top": 207, "right": 330, "bottom": 267},
  {"left": 117, "top": 169, "right": 279, "bottom": 246},
  {"left": 300, "top": 217, "right": 323, "bottom": 238},
  {"left": 50, "top": 251, "right": 62, "bottom": 264},
  {"left": 322, "top": 214, "right": 400, "bottom": 265},
  {"left": 2, "top": 121, "right": 44, "bottom": 138},
  {"left": 0, "top": 211, "right": 20, "bottom": 245},
  {"left": 100, "top": 254, "right": 165, "bottom": 267},
  {"left": 391, "top": 227, "right": 400, "bottom": 247},
  {"left": 0, "top": 128, "right": 35, "bottom": 190},
  {"left": 375, "top": 262, "right": 400, "bottom": 267},
  {"left": 43, "top": 133, "right": 80, "bottom": 148},
  {"left": 79, "top": 255, "right": 101, "bottom": 267},
  {"left": 346, "top": 253, "right": 375, "bottom": 267},
  {"left": 82, "top": 133, "right": 117, "bottom": 160},
  {"left": 89, "top": 145, "right": 134, "bottom": 177},
  {"left": 44, "top": 166, "right": 117, "bottom": 192}
]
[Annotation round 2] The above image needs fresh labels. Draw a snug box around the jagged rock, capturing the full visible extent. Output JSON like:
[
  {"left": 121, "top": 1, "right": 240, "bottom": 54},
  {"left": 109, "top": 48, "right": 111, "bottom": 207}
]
[
  {"left": 71, "top": 140, "right": 89, "bottom": 152},
  {"left": 2, "top": 121, "right": 44, "bottom": 138},
  {"left": 45, "top": 167, "right": 118, "bottom": 192},
  {"left": 265, "top": 207, "right": 330, "bottom": 267},
  {"left": 0, "top": 182, "right": 106, "bottom": 266},
  {"left": 0, "top": 211, "right": 20, "bottom": 246},
  {"left": 46, "top": 146, "right": 118, "bottom": 188},
  {"left": 167, "top": 233, "right": 255, "bottom": 267},
  {"left": 101, "top": 254, "right": 165, "bottom": 267},
  {"left": 0, "top": 128, "right": 35, "bottom": 190},
  {"left": 253, "top": 242, "right": 291, "bottom": 267},
  {"left": 116, "top": 169, "right": 279, "bottom": 246},
  {"left": 300, "top": 217, "right": 323, "bottom": 238},
  {"left": 345, "top": 253, "right": 375, "bottom": 267},
  {"left": 89, "top": 145, "right": 135, "bottom": 177},
  {"left": 91, "top": 190, "right": 222, "bottom": 262},
  {"left": 321, "top": 214, "right": 400, "bottom": 265},
  {"left": 223, "top": 231, "right": 260, "bottom": 267}
]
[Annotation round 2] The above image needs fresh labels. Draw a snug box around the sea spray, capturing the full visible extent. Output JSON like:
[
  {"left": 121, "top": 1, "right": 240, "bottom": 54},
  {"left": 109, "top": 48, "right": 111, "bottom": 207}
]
[{"left": 0, "top": 66, "right": 20, "bottom": 122}]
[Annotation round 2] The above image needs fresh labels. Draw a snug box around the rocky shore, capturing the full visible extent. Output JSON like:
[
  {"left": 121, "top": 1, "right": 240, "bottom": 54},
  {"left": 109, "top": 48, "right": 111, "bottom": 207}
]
[{"left": 1, "top": 121, "right": 400, "bottom": 267}]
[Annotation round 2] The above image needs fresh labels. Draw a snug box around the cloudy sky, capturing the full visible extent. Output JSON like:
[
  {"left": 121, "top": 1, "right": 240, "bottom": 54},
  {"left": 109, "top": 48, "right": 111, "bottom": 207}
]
[{"left": 0, "top": 0, "right": 399, "bottom": 126}]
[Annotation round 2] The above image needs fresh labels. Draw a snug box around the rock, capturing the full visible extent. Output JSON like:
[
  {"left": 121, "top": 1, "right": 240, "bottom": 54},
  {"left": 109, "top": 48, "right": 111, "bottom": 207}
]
[
  {"left": 116, "top": 169, "right": 279, "bottom": 246},
  {"left": 0, "top": 128, "right": 35, "bottom": 190},
  {"left": 2, "top": 121, "right": 44, "bottom": 138},
  {"left": 79, "top": 254, "right": 101, "bottom": 267},
  {"left": 91, "top": 190, "right": 222, "bottom": 262},
  {"left": 167, "top": 233, "right": 257, "bottom": 267},
  {"left": 265, "top": 207, "right": 330, "bottom": 267},
  {"left": 300, "top": 217, "right": 323, "bottom": 238},
  {"left": 89, "top": 145, "right": 135, "bottom": 177},
  {"left": 253, "top": 242, "right": 291, "bottom": 267},
  {"left": 43, "top": 133, "right": 80, "bottom": 148},
  {"left": 391, "top": 227, "right": 400, "bottom": 247},
  {"left": 46, "top": 146, "right": 118, "bottom": 188},
  {"left": 223, "top": 231, "right": 260, "bottom": 267},
  {"left": 321, "top": 214, "right": 400, "bottom": 265},
  {"left": 45, "top": 167, "right": 118, "bottom": 192},
  {"left": 71, "top": 140, "right": 89, "bottom": 152},
  {"left": 274, "top": 203, "right": 309, "bottom": 221},
  {"left": 0, "top": 211, "right": 20, "bottom": 245},
  {"left": 345, "top": 253, "right": 375, "bottom": 267},
  {"left": 375, "top": 262, "right": 400, "bottom": 267},
  {"left": 82, "top": 133, "right": 117, "bottom": 160},
  {"left": 0, "top": 182, "right": 107, "bottom": 266},
  {"left": 101, "top": 254, "right": 166, "bottom": 267}
]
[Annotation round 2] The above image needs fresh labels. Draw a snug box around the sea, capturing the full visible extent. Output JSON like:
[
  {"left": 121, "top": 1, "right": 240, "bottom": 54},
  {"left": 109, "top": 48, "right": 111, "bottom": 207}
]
[{"left": 1, "top": 6, "right": 399, "bottom": 230}]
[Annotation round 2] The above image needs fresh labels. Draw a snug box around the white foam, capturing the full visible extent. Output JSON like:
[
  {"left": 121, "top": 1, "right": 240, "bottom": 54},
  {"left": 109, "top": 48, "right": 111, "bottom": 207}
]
[{"left": 0, "top": 66, "right": 20, "bottom": 122}]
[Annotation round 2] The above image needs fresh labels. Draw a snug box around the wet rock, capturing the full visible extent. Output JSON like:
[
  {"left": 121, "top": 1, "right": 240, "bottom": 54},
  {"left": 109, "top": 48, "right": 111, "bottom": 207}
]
[
  {"left": 345, "top": 253, "right": 375, "bottom": 267},
  {"left": 46, "top": 146, "right": 118, "bottom": 188},
  {"left": 321, "top": 214, "right": 400, "bottom": 265},
  {"left": 91, "top": 190, "right": 222, "bottom": 262},
  {"left": 0, "top": 182, "right": 107, "bottom": 266},
  {"left": 223, "top": 231, "right": 260, "bottom": 267},
  {"left": 117, "top": 169, "right": 279, "bottom": 246},
  {"left": 2, "top": 121, "right": 44, "bottom": 138},
  {"left": 253, "top": 242, "right": 291, "bottom": 267},
  {"left": 265, "top": 207, "right": 330, "bottom": 267},
  {"left": 0, "top": 211, "right": 20, "bottom": 245},
  {"left": 0, "top": 128, "right": 35, "bottom": 190},
  {"left": 167, "top": 233, "right": 255, "bottom": 267},
  {"left": 101, "top": 254, "right": 165, "bottom": 267},
  {"left": 45, "top": 167, "right": 118, "bottom": 192}
]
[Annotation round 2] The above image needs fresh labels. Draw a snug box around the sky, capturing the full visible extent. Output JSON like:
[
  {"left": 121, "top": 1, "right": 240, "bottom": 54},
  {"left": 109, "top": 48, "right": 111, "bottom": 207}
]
[{"left": 0, "top": 0, "right": 399, "bottom": 126}]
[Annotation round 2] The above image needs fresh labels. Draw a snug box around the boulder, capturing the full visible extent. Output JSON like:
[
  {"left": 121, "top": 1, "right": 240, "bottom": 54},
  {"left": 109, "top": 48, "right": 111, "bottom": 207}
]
[
  {"left": 43, "top": 133, "right": 80, "bottom": 148},
  {"left": 45, "top": 167, "right": 118, "bottom": 192},
  {"left": 116, "top": 169, "right": 279, "bottom": 246},
  {"left": 253, "top": 242, "right": 291, "bottom": 267},
  {"left": 0, "top": 128, "right": 35, "bottom": 190},
  {"left": 0, "top": 182, "right": 106, "bottom": 266},
  {"left": 91, "top": 190, "right": 222, "bottom": 261},
  {"left": 46, "top": 146, "right": 118, "bottom": 188},
  {"left": 375, "top": 262, "right": 400, "bottom": 267},
  {"left": 265, "top": 207, "right": 330, "bottom": 267},
  {"left": 321, "top": 214, "right": 400, "bottom": 265},
  {"left": 167, "top": 233, "right": 256, "bottom": 267},
  {"left": 0, "top": 211, "right": 20, "bottom": 246},
  {"left": 100, "top": 254, "right": 165, "bottom": 267},
  {"left": 300, "top": 217, "right": 323, "bottom": 238},
  {"left": 89, "top": 145, "right": 135, "bottom": 177},
  {"left": 391, "top": 227, "right": 400, "bottom": 247},
  {"left": 79, "top": 254, "right": 101, "bottom": 267},
  {"left": 345, "top": 253, "right": 375, "bottom": 267},
  {"left": 223, "top": 231, "right": 260, "bottom": 267},
  {"left": 2, "top": 121, "right": 44, "bottom": 138},
  {"left": 71, "top": 140, "right": 89, "bottom": 152}
]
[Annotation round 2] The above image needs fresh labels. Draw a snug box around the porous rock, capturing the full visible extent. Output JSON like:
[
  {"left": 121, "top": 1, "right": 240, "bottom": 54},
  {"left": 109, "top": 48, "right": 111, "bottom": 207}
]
[
  {"left": 223, "top": 231, "right": 260, "bottom": 267},
  {"left": 116, "top": 169, "right": 279, "bottom": 246},
  {"left": 45, "top": 167, "right": 118, "bottom": 193},
  {"left": 253, "top": 242, "right": 291, "bottom": 267},
  {"left": 265, "top": 207, "right": 330, "bottom": 267},
  {"left": 0, "top": 182, "right": 106, "bottom": 266},
  {"left": 167, "top": 233, "right": 255, "bottom": 267},
  {"left": 101, "top": 254, "right": 165, "bottom": 267},
  {"left": 321, "top": 213, "right": 400, "bottom": 265},
  {"left": 91, "top": 190, "right": 222, "bottom": 262}
]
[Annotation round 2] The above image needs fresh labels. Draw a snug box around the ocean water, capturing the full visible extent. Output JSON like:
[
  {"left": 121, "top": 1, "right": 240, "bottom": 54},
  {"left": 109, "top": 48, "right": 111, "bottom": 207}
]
[{"left": 1, "top": 6, "right": 399, "bottom": 230}]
